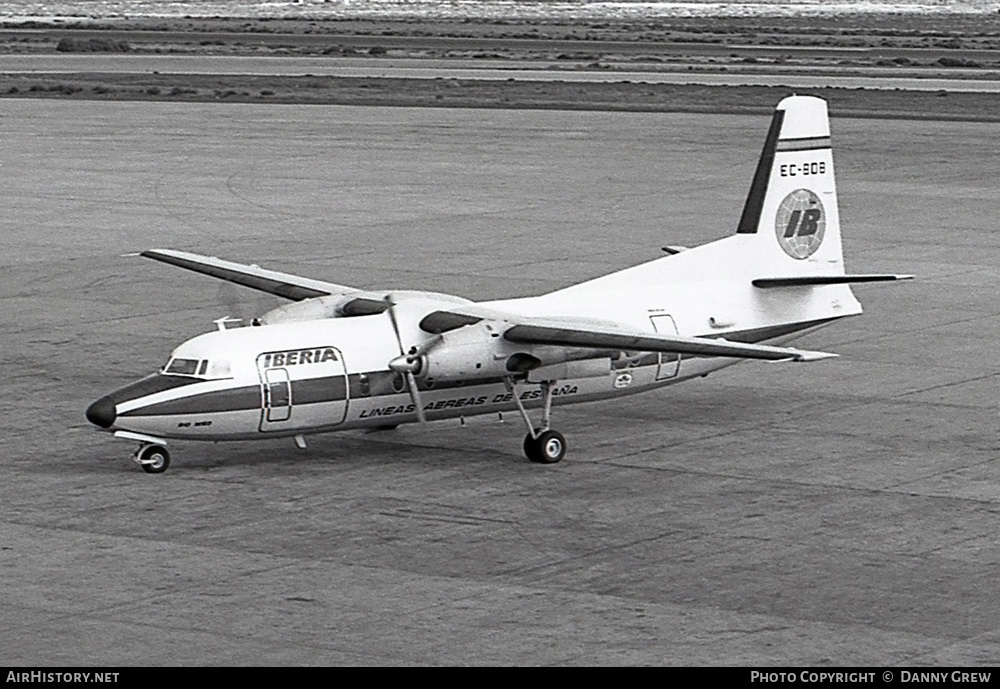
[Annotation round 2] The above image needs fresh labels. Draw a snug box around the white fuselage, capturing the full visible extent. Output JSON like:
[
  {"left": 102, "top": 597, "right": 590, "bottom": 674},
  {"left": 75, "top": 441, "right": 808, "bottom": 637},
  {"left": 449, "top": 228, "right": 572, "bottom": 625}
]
[{"left": 92, "top": 259, "right": 855, "bottom": 443}]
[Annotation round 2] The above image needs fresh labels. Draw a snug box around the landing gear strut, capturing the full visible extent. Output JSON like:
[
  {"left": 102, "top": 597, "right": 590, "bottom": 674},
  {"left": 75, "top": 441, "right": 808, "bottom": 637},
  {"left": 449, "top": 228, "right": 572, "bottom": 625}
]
[
  {"left": 506, "top": 378, "right": 566, "bottom": 464},
  {"left": 134, "top": 443, "right": 170, "bottom": 474}
]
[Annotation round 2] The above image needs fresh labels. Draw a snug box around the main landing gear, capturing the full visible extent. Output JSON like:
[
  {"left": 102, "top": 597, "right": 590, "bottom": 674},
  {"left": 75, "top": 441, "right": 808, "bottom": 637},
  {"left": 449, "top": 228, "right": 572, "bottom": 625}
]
[
  {"left": 505, "top": 378, "right": 567, "bottom": 464},
  {"left": 133, "top": 443, "right": 170, "bottom": 474}
]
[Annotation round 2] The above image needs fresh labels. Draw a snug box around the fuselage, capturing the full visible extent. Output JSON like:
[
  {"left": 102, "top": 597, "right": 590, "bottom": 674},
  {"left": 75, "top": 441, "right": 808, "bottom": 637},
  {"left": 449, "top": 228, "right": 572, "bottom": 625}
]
[
  {"left": 84, "top": 309, "right": 706, "bottom": 442},
  {"left": 86, "top": 261, "right": 855, "bottom": 444}
]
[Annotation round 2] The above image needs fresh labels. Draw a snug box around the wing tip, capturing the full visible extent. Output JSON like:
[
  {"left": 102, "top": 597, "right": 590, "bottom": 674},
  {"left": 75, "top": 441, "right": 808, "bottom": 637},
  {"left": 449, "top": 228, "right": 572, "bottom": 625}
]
[{"left": 788, "top": 350, "right": 839, "bottom": 363}]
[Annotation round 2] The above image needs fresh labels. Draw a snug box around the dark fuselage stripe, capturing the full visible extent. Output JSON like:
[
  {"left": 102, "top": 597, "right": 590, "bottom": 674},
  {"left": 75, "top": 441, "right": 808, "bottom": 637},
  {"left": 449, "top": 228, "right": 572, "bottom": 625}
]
[
  {"left": 107, "top": 374, "right": 202, "bottom": 404},
  {"left": 120, "top": 385, "right": 262, "bottom": 417},
  {"left": 120, "top": 375, "right": 348, "bottom": 416},
  {"left": 713, "top": 317, "right": 839, "bottom": 344},
  {"left": 291, "top": 376, "right": 347, "bottom": 405}
]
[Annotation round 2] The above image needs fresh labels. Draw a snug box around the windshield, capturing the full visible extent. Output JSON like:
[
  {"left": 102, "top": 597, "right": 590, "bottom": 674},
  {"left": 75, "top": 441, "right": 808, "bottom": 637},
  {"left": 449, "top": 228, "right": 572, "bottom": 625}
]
[
  {"left": 164, "top": 358, "right": 200, "bottom": 375},
  {"left": 161, "top": 357, "right": 232, "bottom": 379}
]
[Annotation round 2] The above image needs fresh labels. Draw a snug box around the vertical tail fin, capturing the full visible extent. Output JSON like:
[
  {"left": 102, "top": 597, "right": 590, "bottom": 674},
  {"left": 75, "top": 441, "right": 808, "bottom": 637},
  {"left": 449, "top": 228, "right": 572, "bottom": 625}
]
[
  {"left": 736, "top": 95, "right": 844, "bottom": 274},
  {"left": 550, "top": 96, "right": 908, "bottom": 304}
]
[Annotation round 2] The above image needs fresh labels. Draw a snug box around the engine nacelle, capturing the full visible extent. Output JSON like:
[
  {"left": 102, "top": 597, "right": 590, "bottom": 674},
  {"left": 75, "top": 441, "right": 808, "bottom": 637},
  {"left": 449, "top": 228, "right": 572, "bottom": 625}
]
[
  {"left": 258, "top": 295, "right": 346, "bottom": 325},
  {"left": 418, "top": 322, "right": 515, "bottom": 383},
  {"left": 260, "top": 290, "right": 474, "bottom": 326},
  {"left": 417, "top": 322, "right": 612, "bottom": 384}
]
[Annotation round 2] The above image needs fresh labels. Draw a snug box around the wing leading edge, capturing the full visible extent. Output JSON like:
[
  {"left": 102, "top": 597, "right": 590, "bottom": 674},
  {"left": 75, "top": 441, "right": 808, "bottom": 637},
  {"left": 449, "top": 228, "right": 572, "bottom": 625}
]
[{"left": 139, "top": 249, "right": 356, "bottom": 301}]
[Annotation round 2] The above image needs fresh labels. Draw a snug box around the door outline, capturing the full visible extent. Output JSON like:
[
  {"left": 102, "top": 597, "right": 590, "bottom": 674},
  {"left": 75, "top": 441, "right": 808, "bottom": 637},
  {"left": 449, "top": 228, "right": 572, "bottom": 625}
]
[
  {"left": 256, "top": 347, "right": 349, "bottom": 432},
  {"left": 262, "top": 367, "right": 292, "bottom": 426},
  {"left": 649, "top": 314, "right": 681, "bottom": 380}
]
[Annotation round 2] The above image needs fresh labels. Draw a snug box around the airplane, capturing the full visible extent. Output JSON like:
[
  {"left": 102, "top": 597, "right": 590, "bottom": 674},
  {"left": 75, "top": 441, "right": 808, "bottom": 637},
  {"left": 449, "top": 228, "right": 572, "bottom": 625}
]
[{"left": 86, "top": 95, "right": 910, "bottom": 473}]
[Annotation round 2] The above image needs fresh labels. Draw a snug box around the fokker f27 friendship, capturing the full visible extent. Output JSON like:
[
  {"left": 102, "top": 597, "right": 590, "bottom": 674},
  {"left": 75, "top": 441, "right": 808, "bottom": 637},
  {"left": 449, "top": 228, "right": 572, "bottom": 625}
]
[{"left": 87, "top": 96, "right": 909, "bottom": 473}]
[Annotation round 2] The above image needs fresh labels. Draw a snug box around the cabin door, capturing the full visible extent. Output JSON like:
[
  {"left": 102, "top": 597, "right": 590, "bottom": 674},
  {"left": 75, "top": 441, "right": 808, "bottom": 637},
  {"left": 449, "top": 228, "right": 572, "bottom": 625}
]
[{"left": 257, "top": 346, "right": 349, "bottom": 432}]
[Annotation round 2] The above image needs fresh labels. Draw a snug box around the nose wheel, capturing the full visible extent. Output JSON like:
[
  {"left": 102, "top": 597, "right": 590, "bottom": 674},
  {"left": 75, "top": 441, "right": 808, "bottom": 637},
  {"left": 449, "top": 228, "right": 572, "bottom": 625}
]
[{"left": 134, "top": 443, "right": 170, "bottom": 474}]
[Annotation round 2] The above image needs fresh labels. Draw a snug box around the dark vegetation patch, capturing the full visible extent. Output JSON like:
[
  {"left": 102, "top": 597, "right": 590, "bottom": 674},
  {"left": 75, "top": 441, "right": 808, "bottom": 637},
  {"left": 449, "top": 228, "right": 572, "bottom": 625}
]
[
  {"left": 936, "top": 56, "right": 983, "bottom": 68},
  {"left": 55, "top": 37, "right": 131, "bottom": 53},
  {"left": 0, "top": 72, "right": 997, "bottom": 122}
]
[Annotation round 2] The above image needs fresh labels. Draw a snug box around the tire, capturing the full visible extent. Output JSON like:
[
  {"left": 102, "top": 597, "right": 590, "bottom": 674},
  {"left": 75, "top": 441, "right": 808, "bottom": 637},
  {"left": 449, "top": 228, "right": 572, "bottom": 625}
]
[
  {"left": 138, "top": 445, "right": 170, "bottom": 474},
  {"left": 524, "top": 429, "right": 566, "bottom": 464},
  {"left": 523, "top": 431, "right": 541, "bottom": 463}
]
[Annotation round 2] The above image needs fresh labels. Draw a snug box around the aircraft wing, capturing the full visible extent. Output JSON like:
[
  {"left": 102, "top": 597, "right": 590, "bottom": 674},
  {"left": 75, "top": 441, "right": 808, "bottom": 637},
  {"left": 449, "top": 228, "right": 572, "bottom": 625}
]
[
  {"left": 420, "top": 307, "right": 837, "bottom": 362},
  {"left": 503, "top": 322, "right": 836, "bottom": 362},
  {"left": 139, "top": 249, "right": 357, "bottom": 301}
]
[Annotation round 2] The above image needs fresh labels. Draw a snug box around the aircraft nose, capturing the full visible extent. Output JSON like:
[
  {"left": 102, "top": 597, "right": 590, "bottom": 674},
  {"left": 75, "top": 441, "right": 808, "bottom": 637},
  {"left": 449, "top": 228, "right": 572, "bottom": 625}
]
[{"left": 85, "top": 396, "right": 117, "bottom": 429}]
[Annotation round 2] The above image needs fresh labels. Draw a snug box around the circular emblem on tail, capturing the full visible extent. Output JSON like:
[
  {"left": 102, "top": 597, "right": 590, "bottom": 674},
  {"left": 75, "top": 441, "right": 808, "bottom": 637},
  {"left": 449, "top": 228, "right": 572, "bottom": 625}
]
[{"left": 775, "top": 189, "right": 825, "bottom": 259}]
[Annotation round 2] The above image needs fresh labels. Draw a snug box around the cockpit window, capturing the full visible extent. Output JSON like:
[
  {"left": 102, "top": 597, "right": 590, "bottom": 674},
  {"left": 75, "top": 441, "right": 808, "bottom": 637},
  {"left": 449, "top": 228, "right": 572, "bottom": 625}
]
[
  {"left": 164, "top": 358, "right": 200, "bottom": 375},
  {"left": 161, "top": 357, "right": 232, "bottom": 379}
]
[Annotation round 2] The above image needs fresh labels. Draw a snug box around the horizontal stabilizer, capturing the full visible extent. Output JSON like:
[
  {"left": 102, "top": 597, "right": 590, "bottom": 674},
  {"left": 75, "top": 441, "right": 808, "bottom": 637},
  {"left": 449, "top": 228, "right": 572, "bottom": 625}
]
[
  {"left": 752, "top": 274, "right": 914, "bottom": 289},
  {"left": 140, "top": 249, "right": 356, "bottom": 301},
  {"left": 504, "top": 323, "right": 836, "bottom": 363}
]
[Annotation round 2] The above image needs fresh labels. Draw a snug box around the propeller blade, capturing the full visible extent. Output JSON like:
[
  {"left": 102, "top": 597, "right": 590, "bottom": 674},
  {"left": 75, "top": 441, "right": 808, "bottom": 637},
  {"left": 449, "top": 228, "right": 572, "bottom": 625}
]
[
  {"left": 405, "top": 371, "right": 427, "bottom": 425},
  {"left": 384, "top": 294, "right": 405, "bottom": 355},
  {"left": 384, "top": 294, "right": 428, "bottom": 425}
]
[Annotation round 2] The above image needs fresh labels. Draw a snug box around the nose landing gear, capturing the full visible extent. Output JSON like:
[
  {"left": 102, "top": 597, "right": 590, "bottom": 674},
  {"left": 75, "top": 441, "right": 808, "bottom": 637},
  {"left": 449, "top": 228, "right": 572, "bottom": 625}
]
[{"left": 134, "top": 443, "right": 171, "bottom": 474}]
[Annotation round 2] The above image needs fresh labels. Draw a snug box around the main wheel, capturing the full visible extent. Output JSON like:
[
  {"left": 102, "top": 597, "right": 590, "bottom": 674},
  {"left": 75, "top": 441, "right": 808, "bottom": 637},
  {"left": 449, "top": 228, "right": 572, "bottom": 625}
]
[
  {"left": 138, "top": 445, "right": 170, "bottom": 474},
  {"left": 524, "top": 429, "right": 566, "bottom": 464},
  {"left": 523, "top": 430, "right": 542, "bottom": 463}
]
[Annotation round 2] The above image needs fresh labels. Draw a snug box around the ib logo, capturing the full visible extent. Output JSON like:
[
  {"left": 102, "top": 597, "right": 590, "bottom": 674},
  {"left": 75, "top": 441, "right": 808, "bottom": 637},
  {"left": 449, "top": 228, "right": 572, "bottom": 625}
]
[{"left": 775, "top": 189, "right": 825, "bottom": 259}]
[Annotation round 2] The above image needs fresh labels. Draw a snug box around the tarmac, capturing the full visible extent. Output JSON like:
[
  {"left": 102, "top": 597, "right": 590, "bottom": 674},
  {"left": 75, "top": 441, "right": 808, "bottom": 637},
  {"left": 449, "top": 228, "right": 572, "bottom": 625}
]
[{"left": 1, "top": 99, "right": 997, "bottom": 666}]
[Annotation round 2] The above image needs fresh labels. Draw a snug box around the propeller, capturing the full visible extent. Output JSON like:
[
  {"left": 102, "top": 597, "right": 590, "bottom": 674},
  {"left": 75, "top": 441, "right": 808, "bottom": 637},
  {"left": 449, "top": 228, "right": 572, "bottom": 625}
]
[
  {"left": 217, "top": 281, "right": 272, "bottom": 326},
  {"left": 217, "top": 281, "right": 246, "bottom": 323},
  {"left": 384, "top": 295, "right": 442, "bottom": 425}
]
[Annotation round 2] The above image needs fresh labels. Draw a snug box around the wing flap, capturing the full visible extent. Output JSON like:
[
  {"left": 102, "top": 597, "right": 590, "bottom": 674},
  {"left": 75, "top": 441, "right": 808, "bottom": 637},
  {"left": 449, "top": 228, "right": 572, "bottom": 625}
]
[{"left": 140, "top": 249, "right": 356, "bottom": 301}]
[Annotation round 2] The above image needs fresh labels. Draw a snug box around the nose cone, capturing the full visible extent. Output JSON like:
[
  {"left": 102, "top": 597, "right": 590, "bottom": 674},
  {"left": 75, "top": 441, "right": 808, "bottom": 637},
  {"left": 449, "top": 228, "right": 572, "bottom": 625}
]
[{"left": 85, "top": 396, "right": 117, "bottom": 429}]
